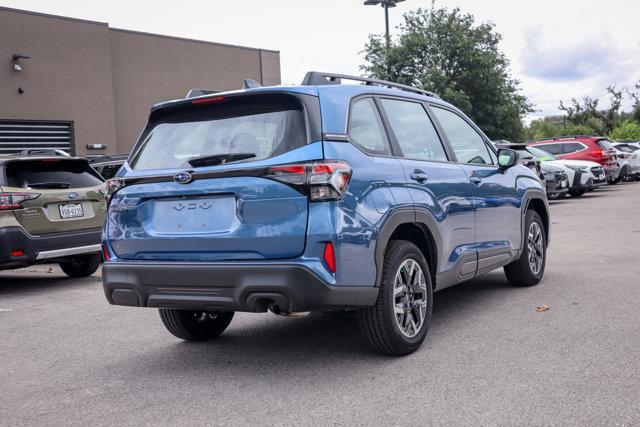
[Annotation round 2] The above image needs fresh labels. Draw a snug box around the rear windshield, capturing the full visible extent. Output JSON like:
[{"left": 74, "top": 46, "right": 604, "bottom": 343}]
[
  {"left": 596, "top": 139, "right": 614, "bottom": 149},
  {"left": 527, "top": 146, "right": 557, "bottom": 160},
  {"left": 130, "top": 95, "right": 307, "bottom": 170},
  {"left": 4, "top": 159, "right": 103, "bottom": 189}
]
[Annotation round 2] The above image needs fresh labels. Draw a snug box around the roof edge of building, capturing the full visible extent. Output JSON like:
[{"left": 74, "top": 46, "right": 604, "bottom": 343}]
[
  {"left": 0, "top": 6, "right": 279, "bottom": 55},
  {"left": 109, "top": 27, "right": 279, "bottom": 54}
]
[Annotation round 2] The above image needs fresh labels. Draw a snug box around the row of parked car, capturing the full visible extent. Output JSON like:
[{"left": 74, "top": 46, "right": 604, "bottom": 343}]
[
  {"left": 4, "top": 134, "right": 631, "bottom": 281},
  {"left": 1, "top": 71, "right": 638, "bottom": 355},
  {"left": 495, "top": 136, "right": 640, "bottom": 199}
]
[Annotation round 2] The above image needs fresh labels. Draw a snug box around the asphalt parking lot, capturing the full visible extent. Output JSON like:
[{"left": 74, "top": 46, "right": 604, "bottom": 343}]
[{"left": 1, "top": 184, "right": 639, "bottom": 425}]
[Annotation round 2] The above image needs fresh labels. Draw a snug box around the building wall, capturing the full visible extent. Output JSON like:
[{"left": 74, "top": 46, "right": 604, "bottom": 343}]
[
  {"left": 0, "top": 7, "right": 281, "bottom": 156},
  {"left": 0, "top": 8, "right": 118, "bottom": 156}
]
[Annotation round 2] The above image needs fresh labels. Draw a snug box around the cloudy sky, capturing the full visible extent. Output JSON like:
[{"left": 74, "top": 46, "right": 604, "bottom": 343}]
[{"left": 2, "top": 0, "right": 639, "bottom": 120}]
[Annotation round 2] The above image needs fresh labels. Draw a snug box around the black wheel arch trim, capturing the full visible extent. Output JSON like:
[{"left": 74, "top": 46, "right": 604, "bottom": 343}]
[
  {"left": 518, "top": 190, "right": 550, "bottom": 259},
  {"left": 373, "top": 208, "right": 443, "bottom": 288}
]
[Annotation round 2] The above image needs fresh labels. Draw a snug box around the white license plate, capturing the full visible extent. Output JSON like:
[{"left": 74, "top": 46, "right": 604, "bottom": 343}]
[{"left": 59, "top": 203, "right": 84, "bottom": 219}]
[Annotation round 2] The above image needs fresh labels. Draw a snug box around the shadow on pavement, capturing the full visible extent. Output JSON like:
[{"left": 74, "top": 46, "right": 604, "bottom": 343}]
[
  {"left": 116, "top": 272, "right": 514, "bottom": 376},
  {"left": 0, "top": 270, "right": 91, "bottom": 295}
]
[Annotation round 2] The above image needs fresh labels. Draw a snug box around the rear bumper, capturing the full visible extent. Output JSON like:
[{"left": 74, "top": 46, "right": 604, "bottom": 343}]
[
  {"left": 604, "top": 166, "right": 620, "bottom": 180},
  {"left": 102, "top": 261, "right": 379, "bottom": 312},
  {"left": 0, "top": 227, "right": 102, "bottom": 268}
]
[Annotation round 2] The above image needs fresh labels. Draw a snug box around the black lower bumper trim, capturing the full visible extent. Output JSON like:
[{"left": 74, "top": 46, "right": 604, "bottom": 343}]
[
  {"left": 0, "top": 226, "right": 102, "bottom": 268},
  {"left": 102, "top": 262, "right": 379, "bottom": 312}
]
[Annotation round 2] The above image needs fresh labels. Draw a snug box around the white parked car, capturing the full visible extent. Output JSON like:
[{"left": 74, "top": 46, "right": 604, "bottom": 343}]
[
  {"left": 526, "top": 146, "right": 606, "bottom": 197},
  {"left": 612, "top": 143, "right": 640, "bottom": 181}
]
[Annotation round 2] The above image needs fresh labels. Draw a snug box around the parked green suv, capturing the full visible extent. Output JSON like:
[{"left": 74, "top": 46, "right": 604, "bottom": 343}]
[{"left": 0, "top": 153, "right": 105, "bottom": 277}]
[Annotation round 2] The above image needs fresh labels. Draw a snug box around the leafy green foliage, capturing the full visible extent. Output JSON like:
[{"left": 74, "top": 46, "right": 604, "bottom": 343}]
[
  {"left": 360, "top": 5, "right": 532, "bottom": 142},
  {"left": 609, "top": 120, "right": 640, "bottom": 141},
  {"left": 557, "top": 86, "right": 623, "bottom": 135},
  {"left": 524, "top": 119, "right": 597, "bottom": 141},
  {"left": 628, "top": 81, "right": 640, "bottom": 122}
]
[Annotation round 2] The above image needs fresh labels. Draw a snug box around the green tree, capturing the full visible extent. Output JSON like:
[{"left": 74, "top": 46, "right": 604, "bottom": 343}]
[
  {"left": 558, "top": 86, "right": 624, "bottom": 134},
  {"left": 628, "top": 81, "right": 640, "bottom": 122},
  {"left": 525, "top": 119, "right": 560, "bottom": 140},
  {"left": 361, "top": 5, "right": 532, "bottom": 142},
  {"left": 609, "top": 120, "right": 640, "bottom": 141},
  {"left": 524, "top": 119, "right": 597, "bottom": 141}
]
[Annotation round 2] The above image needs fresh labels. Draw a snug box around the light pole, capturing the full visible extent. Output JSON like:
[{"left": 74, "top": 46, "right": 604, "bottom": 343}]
[{"left": 364, "top": 0, "right": 405, "bottom": 49}]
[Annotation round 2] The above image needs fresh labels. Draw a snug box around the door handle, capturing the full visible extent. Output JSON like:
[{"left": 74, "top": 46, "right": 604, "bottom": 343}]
[
  {"left": 469, "top": 175, "right": 482, "bottom": 185},
  {"left": 410, "top": 169, "right": 428, "bottom": 182}
]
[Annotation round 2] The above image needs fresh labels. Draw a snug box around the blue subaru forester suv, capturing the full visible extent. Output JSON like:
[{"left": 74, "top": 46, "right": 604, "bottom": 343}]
[{"left": 102, "top": 72, "right": 549, "bottom": 355}]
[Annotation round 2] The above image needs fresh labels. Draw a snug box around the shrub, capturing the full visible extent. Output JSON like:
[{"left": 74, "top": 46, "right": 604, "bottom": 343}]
[{"left": 609, "top": 120, "right": 640, "bottom": 141}]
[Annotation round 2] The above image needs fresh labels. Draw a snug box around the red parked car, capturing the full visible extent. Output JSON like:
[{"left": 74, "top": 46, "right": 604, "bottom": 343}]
[{"left": 529, "top": 136, "right": 621, "bottom": 184}]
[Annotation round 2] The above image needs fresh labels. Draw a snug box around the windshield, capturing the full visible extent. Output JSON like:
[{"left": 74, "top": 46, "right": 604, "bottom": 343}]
[
  {"left": 527, "top": 146, "right": 557, "bottom": 160},
  {"left": 130, "top": 98, "right": 307, "bottom": 171},
  {"left": 615, "top": 145, "right": 633, "bottom": 153}
]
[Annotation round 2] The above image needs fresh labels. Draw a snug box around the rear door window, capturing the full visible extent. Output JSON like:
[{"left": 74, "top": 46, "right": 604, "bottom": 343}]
[
  {"left": 348, "top": 98, "right": 391, "bottom": 156},
  {"left": 562, "top": 142, "right": 585, "bottom": 153},
  {"left": 130, "top": 95, "right": 307, "bottom": 170},
  {"left": 536, "top": 143, "right": 563, "bottom": 155},
  {"left": 5, "top": 159, "right": 103, "bottom": 189},
  {"left": 431, "top": 107, "right": 494, "bottom": 164},
  {"left": 380, "top": 99, "right": 448, "bottom": 161}
]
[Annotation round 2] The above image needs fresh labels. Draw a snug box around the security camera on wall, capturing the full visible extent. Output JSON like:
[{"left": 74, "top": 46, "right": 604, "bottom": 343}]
[{"left": 13, "top": 64, "right": 22, "bottom": 72}]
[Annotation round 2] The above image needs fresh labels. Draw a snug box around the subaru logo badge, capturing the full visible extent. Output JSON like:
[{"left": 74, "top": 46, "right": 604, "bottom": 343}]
[
  {"left": 67, "top": 192, "right": 79, "bottom": 200},
  {"left": 174, "top": 172, "right": 193, "bottom": 184}
]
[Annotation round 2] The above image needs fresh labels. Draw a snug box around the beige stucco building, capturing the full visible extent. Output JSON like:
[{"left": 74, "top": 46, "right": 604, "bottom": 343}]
[{"left": 0, "top": 6, "right": 281, "bottom": 156}]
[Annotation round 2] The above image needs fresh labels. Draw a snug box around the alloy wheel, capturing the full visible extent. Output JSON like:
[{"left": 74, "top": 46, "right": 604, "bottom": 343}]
[
  {"left": 527, "top": 222, "right": 544, "bottom": 275},
  {"left": 393, "top": 259, "right": 428, "bottom": 338}
]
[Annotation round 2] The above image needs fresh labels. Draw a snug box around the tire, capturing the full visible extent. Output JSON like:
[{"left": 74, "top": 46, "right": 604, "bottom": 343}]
[
  {"left": 504, "top": 210, "right": 546, "bottom": 287},
  {"left": 59, "top": 253, "right": 101, "bottom": 278},
  {"left": 619, "top": 166, "right": 629, "bottom": 182},
  {"left": 358, "top": 240, "right": 433, "bottom": 356},
  {"left": 568, "top": 188, "right": 586, "bottom": 198},
  {"left": 158, "top": 309, "right": 234, "bottom": 341}
]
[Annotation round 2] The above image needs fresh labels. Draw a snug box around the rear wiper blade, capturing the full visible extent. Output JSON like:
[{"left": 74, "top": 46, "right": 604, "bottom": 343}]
[
  {"left": 187, "top": 153, "right": 256, "bottom": 167},
  {"left": 28, "top": 182, "right": 70, "bottom": 189}
]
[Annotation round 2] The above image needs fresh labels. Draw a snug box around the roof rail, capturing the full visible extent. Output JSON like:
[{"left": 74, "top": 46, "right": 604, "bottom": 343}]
[
  {"left": 301, "top": 71, "right": 440, "bottom": 99},
  {"left": 185, "top": 89, "right": 221, "bottom": 99},
  {"left": 551, "top": 134, "right": 604, "bottom": 140}
]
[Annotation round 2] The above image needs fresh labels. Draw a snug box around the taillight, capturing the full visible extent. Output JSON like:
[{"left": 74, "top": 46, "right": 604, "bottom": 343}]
[
  {"left": 0, "top": 192, "right": 40, "bottom": 210},
  {"left": 104, "top": 178, "right": 124, "bottom": 206},
  {"left": 264, "top": 161, "right": 352, "bottom": 201},
  {"left": 589, "top": 150, "right": 606, "bottom": 158},
  {"left": 101, "top": 244, "right": 110, "bottom": 262}
]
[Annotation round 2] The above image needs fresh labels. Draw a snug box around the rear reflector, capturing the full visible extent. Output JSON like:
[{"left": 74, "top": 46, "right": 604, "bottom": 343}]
[
  {"left": 11, "top": 249, "right": 24, "bottom": 257},
  {"left": 323, "top": 242, "right": 336, "bottom": 273},
  {"left": 102, "top": 244, "right": 110, "bottom": 262}
]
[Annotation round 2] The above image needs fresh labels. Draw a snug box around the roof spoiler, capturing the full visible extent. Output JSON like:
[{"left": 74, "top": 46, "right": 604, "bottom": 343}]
[
  {"left": 185, "top": 79, "right": 263, "bottom": 99},
  {"left": 185, "top": 89, "right": 220, "bottom": 99}
]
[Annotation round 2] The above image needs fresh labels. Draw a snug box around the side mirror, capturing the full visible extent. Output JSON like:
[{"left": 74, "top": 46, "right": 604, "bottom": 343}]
[{"left": 497, "top": 148, "right": 518, "bottom": 169}]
